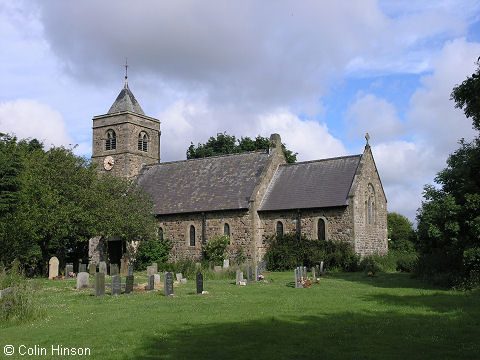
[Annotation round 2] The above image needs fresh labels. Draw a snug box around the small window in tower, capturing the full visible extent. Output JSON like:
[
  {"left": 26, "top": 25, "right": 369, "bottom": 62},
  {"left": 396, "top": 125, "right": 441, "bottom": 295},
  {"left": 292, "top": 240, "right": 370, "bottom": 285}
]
[
  {"left": 276, "top": 221, "right": 283, "bottom": 237},
  {"left": 189, "top": 225, "right": 196, "bottom": 246},
  {"left": 105, "top": 130, "right": 116, "bottom": 151},
  {"left": 138, "top": 132, "right": 148, "bottom": 152}
]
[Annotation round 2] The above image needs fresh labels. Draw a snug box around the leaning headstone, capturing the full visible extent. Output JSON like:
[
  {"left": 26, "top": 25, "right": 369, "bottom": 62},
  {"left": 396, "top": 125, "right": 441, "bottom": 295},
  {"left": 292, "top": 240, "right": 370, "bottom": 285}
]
[
  {"left": 255, "top": 266, "right": 259, "bottom": 282},
  {"left": 65, "top": 264, "right": 74, "bottom": 278},
  {"left": 164, "top": 272, "right": 174, "bottom": 296},
  {"left": 110, "top": 264, "right": 119, "bottom": 276},
  {"left": 128, "top": 266, "right": 134, "bottom": 276},
  {"left": 99, "top": 261, "right": 107, "bottom": 275},
  {"left": 151, "top": 263, "right": 158, "bottom": 273},
  {"left": 94, "top": 272, "right": 105, "bottom": 296},
  {"left": 48, "top": 257, "right": 59, "bottom": 279},
  {"left": 125, "top": 275, "right": 134, "bottom": 294},
  {"left": 154, "top": 274, "right": 161, "bottom": 284},
  {"left": 223, "top": 259, "right": 230, "bottom": 268},
  {"left": 147, "top": 266, "right": 156, "bottom": 277},
  {"left": 76, "top": 272, "right": 89, "bottom": 289},
  {"left": 146, "top": 275, "right": 154, "bottom": 291},
  {"left": 88, "top": 263, "right": 96, "bottom": 275},
  {"left": 196, "top": 273, "right": 203, "bottom": 294},
  {"left": 120, "top": 257, "right": 128, "bottom": 276},
  {"left": 111, "top": 275, "right": 121, "bottom": 295},
  {"left": 79, "top": 263, "right": 87, "bottom": 273},
  {"left": 247, "top": 266, "right": 252, "bottom": 283}
]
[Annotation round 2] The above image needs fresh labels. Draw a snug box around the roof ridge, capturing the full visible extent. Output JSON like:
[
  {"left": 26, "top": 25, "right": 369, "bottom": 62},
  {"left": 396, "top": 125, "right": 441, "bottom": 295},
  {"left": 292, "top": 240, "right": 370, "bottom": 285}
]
[
  {"left": 279, "top": 154, "right": 361, "bottom": 166},
  {"left": 145, "top": 149, "right": 269, "bottom": 167}
]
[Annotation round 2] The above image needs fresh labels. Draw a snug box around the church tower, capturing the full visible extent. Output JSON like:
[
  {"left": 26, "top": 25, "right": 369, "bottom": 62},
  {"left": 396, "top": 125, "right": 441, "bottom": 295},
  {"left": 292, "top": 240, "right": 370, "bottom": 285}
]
[{"left": 91, "top": 73, "right": 160, "bottom": 178}]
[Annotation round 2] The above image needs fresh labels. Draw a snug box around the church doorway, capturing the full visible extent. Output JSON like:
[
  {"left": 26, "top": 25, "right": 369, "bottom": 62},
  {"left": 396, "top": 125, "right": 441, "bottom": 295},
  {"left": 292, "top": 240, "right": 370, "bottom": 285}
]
[{"left": 107, "top": 240, "right": 123, "bottom": 266}]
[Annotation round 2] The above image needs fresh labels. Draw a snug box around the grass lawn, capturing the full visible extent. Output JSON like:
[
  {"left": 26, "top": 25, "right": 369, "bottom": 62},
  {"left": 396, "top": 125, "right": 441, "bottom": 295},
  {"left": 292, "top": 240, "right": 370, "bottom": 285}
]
[{"left": 1, "top": 271, "right": 479, "bottom": 359}]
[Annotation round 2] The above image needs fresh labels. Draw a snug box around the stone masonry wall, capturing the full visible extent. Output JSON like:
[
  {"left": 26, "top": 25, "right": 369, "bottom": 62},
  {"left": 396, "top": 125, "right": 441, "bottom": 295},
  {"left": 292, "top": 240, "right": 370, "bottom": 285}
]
[
  {"left": 157, "top": 210, "right": 254, "bottom": 262},
  {"left": 258, "top": 206, "right": 354, "bottom": 258},
  {"left": 351, "top": 146, "right": 388, "bottom": 255}
]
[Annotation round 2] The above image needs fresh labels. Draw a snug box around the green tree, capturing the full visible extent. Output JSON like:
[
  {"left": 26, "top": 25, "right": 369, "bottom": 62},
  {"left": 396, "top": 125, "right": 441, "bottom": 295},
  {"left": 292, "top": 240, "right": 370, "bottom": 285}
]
[
  {"left": 387, "top": 212, "right": 416, "bottom": 253},
  {"left": 451, "top": 58, "right": 480, "bottom": 131},
  {"left": 187, "top": 132, "right": 297, "bottom": 163}
]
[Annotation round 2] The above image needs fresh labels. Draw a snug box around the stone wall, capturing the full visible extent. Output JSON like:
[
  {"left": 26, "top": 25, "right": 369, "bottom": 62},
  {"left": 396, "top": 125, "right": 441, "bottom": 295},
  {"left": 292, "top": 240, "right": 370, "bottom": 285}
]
[
  {"left": 351, "top": 146, "right": 388, "bottom": 255},
  {"left": 157, "top": 210, "right": 254, "bottom": 262},
  {"left": 258, "top": 206, "right": 354, "bottom": 258}
]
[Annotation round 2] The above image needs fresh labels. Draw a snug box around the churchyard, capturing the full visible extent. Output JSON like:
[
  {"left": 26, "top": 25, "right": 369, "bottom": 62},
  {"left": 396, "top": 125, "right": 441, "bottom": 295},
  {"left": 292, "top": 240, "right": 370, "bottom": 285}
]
[{"left": 1, "top": 267, "right": 479, "bottom": 360}]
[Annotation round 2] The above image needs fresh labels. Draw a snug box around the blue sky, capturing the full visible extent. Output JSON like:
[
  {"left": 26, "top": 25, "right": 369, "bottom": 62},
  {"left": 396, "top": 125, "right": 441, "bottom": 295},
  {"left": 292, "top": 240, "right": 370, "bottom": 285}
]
[{"left": 1, "top": 0, "right": 479, "bottom": 222}]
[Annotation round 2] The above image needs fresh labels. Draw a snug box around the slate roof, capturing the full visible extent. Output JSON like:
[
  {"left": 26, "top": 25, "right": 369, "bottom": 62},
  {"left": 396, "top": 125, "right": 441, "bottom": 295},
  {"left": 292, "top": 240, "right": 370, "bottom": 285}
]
[
  {"left": 137, "top": 151, "right": 271, "bottom": 215},
  {"left": 108, "top": 83, "right": 145, "bottom": 115},
  {"left": 259, "top": 155, "right": 361, "bottom": 211}
]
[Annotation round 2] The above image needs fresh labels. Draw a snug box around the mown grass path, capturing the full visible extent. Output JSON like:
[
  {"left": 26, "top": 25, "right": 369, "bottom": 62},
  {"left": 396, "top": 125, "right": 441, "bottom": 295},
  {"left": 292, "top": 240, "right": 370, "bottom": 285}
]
[{"left": 1, "top": 272, "right": 479, "bottom": 359}]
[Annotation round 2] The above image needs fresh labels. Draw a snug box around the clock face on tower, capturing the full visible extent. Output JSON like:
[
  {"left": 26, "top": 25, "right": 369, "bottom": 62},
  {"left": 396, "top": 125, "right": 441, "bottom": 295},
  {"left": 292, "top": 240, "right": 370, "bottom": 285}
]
[{"left": 103, "top": 156, "right": 115, "bottom": 171}]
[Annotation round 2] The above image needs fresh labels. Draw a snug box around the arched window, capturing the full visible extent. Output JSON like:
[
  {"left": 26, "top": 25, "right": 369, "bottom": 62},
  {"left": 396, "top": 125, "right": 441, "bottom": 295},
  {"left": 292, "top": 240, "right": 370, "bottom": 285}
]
[
  {"left": 224, "top": 223, "right": 230, "bottom": 237},
  {"left": 365, "top": 184, "right": 375, "bottom": 225},
  {"left": 105, "top": 130, "right": 116, "bottom": 150},
  {"left": 138, "top": 132, "right": 148, "bottom": 152},
  {"left": 189, "top": 225, "right": 195, "bottom": 246},
  {"left": 318, "top": 219, "right": 326, "bottom": 241},
  {"left": 276, "top": 221, "right": 283, "bottom": 237},
  {"left": 158, "top": 227, "right": 164, "bottom": 241}
]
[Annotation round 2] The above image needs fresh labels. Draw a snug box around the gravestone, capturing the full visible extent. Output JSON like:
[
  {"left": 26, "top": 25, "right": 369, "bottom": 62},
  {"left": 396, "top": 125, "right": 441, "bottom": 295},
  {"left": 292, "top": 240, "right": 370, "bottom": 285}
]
[
  {"left": 128, "top": 266, "right": 134, "bottom": 276},
  {"left": 110, "top": 264, "right": 119, "bottom": 276},
  {"left": 79, "top": 263, "right": 87, "bottom": 273},
  {"left": 236, "top": 270, "right": 242, "bottom": 285},
  {"left": 94, "top": 272, "right": 105, "bottom": 296},
  {"left": 76, "top": 272, "right": 89, "bottom": 289},
  {"left": 320, "top": 261, "right": 324, "bottom": 273},
  {"left": 164, "top": 272, "right": 174, "bottom": 296},
  {"left": 65, "top": 264, "right": 74, "bottom": 278},
  {"left": 365, "top": 263, "right": 375, "bottom": 277},
  {"left": 176, "top": 273, "right": 183, "bottom": 282},
  {"left": 146, "top": 275, "right": 154, "bottom": 291},
  {"left": 247, "top": 266, "right": 252, "bottom": 283},
  {"left": 196, "top": 273, "right": 203, "bottom": 294},
  {"left": 120, "top": 257, "right": 128, "bottom": 276},
  {"left": 311, "top": 267, "right": 316, "bottom": 280},
  {"left": 154, "top": 274, "right": 161, "bottom": 284},
  {"left": 147, "top": 266, "right": 156, "bottom": 277},
  {"left": 303, "top": 266, "right": 307, "bottom": 278},
  {"left": 255, "top": 266, "right": 259, "bottom": 282},
  {"left": 260, "top": 260, "right": 267, "bottom": 270},
  {"left": 294, "top": 268, "right": 301, "bottom": 288},
  {"left": 99, "top": 261, "right": 107, "bottom": 275},
  {"left": 88, "top": 263, "right": 96, "bottom": 275},
  {"left": 125, "top": 275, "right": 134, "bottom": 294},
  {"left": 223, "top": 259, "right": 230, "bottom": 268},
  {"left": 316, "top": 265, "right": 320, "bottom": 277},
  {"left": 48, "top": 257, "right": 59, "bottom": 279},
  {"left": 111, "top": 275, "right": 121, "bottom": 295},
  {"left": 151, "top": 263, "right": 158, "bottom": 273}
]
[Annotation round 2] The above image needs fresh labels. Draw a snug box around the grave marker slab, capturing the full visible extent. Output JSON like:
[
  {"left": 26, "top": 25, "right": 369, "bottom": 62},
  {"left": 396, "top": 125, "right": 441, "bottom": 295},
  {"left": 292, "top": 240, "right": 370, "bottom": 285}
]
[
  {"left": 236, "top": 270, "right": 242, "bottom": 285},
  {"left": 164, "top": 272, "right": 174, "bottom": 296},
  {"left": 110, "top": 264, "right": 119, "bottom": 276},
  {"left": 255, "top": 266, "right": 259, "bottom": 282},
  {"left": 196, "top": 273, "right": 203, "bottom": 294},
  {"left": 79, "top": 264, "right": 87, "bottom": 273},
  {"left": 125, "top": 275, "right": 134, "bottom": 294},
  {"left": 94, "top": 273, "right": 105, "bottom": 296},
  {"left": 128, "top": 266, "right": 134, "bottom": 276},
  {"left": 151, "top": 263, "right": 158, "bottom": 273},
  {"left": 48, "top": 257, "right": 59, "bottom": 279},
  {"left": 111, "top": 275, "right": 121, "bottom": 295},
  {"left": 120, "top": 257, "right": 128, "bottom": 276},
  {"left": 99, "top": 262, "right": 107, "bottom": 275},
  {"left": 154, "top": 274, "right": 161, "bottom": 284},
  {"left": 76, "top": 272, "right": 89, "bottom": 289},
  {"left": 311, "top": 267, "right": 316, "bottom": 280},
  {"left": 65, "top": 264, "right": 74, "bottom": 278},
  {"left": 147, "top": 266, "right": 156, "bottom": 277},
  {"left": 223, "top": 259, "right": 230, "bottom": 268},
  {"left": 146, "top": 275, "right": 154, "bottom": 291},
  {"left": 320, "top": 261, "right": 324, "bottom": 273},
  {"left": 247, "top": 266, "right": 252, "bottom": 283},
  {"left": 88, "top": 263, "right": 96, "bottom": 275}
]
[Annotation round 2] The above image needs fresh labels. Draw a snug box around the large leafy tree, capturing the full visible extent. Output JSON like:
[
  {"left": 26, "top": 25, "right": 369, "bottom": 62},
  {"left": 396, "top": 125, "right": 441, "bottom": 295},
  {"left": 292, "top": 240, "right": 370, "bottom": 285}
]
[
  {"left": 0, "top": 135, "right": 157, "bottom": 275},
  {"left": 187, "top": 132, "right": 297, "bottom": 163},
  {"left": 416, "top": 59, "right": 480, "bottom": 288},
  {"left": 387, "top": 212, "right": 416, "bottom": 253}
]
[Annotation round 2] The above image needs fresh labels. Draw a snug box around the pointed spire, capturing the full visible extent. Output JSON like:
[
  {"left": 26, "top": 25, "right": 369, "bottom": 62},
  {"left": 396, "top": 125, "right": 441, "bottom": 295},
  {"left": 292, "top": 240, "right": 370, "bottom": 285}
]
[
  {"left": 124, "top": 58, "right": 129, "bottom": 89},
  {"left": 108, "top": 60, "right": 145, "bottom": 115}
]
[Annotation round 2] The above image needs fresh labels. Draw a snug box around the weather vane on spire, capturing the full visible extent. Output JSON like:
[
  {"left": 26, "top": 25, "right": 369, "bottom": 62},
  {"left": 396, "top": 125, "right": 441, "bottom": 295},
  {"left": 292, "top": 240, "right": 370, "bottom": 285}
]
[
  {"left": 124, "top": 58, "right": 128, "bottom": 88},
  {"left": 365, "top": 132, "right": 370, "bottom": 146}
]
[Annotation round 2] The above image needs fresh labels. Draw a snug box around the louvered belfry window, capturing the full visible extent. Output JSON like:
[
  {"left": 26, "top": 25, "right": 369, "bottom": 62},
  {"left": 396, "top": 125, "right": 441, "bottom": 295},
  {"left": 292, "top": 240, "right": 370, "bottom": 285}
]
[
  {"left": 105, "top": 130, "right": 116, "bottom": 150},
  {"left": 138, "top": 132, "right": 148, "bottom": 152}
]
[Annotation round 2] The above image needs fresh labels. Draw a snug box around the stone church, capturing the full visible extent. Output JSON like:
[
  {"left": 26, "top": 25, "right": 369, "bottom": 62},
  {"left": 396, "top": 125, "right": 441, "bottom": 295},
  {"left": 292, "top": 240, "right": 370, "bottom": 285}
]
[{"left": 89, "top": 79, "right": 388, "bottom": 265}]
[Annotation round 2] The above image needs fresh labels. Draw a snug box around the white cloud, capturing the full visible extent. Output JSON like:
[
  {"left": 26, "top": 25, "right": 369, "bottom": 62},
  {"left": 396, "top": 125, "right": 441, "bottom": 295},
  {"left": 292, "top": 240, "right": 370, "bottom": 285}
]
[
  {"left": 0, "top": 99, "right": 72, "bottom": 147},
  {"left": 346, "top": 93, "right": 405, "bottom": 143}
]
